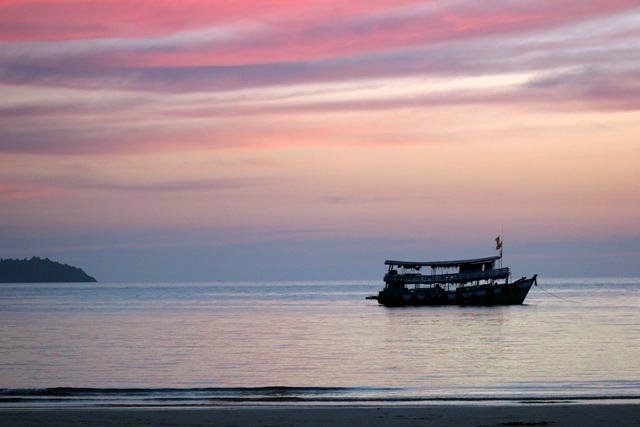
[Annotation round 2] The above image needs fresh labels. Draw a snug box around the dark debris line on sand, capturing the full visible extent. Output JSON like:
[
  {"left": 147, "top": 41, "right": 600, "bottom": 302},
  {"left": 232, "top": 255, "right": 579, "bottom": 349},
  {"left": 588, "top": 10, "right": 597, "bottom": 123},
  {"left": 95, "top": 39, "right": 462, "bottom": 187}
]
[
  {"left": 0, "top": 405, "right": 639, "bottom": 427},
  {"left": 498, "top": 422, "right": 554, "bottom": 426}
]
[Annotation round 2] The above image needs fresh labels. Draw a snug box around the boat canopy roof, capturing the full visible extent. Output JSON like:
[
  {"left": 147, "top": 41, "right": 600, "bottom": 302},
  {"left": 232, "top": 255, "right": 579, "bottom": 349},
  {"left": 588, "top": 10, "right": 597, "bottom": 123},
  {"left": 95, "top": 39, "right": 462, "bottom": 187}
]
[{"left": 385, "top": 255, "right": 500, "bottom": 268}]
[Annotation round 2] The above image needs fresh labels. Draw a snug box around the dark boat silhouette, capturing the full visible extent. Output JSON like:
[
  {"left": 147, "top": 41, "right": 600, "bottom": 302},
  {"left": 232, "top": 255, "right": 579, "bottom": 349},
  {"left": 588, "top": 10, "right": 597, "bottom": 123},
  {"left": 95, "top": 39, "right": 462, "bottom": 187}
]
[{"left": 370, "top": 240, "right": 536, "bottom": 306}]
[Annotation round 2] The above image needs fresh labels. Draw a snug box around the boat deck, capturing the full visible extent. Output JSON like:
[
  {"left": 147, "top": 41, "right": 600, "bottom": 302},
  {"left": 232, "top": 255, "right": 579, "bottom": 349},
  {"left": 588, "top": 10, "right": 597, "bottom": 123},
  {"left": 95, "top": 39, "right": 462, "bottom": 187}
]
[{"left": 385, "top": 267, "right": 510, "bottom": 285}]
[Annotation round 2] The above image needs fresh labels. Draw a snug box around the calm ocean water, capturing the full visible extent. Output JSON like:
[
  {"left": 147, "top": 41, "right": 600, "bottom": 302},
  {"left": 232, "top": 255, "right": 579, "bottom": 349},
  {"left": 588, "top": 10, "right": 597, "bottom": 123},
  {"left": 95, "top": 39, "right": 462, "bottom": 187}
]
[{"left": 1, "top": 278, "right": 639, "bottom": 407}]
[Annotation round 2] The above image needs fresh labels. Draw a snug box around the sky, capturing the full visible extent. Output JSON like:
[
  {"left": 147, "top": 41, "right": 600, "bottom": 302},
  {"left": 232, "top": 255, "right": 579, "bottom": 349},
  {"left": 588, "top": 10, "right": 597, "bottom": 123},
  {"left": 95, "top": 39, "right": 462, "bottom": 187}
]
[{"left": 1, "top": 0, "right": 639, "bottom": 281}]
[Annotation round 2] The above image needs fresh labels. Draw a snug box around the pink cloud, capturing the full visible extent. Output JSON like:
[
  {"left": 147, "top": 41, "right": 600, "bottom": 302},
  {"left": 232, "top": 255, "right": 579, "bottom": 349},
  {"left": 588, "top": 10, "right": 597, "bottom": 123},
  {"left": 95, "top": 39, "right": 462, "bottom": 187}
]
[
  {"left": 1, "top": 0, "right": 635, "bottom": 68},
  {"left": 0, "top": 0, "right": 637, "bottom": 100},
  {"left": 1, "top": 66, "right": 638, "bottom": 156},
  {"left": 0, "top": 183, "right": 57, "bottom": 200},
  {"left": 0, "top": 1, "right": 638, "bottom": 157},
  {"left": 0, "top": 0, "right": 422, "bottom": 41}
]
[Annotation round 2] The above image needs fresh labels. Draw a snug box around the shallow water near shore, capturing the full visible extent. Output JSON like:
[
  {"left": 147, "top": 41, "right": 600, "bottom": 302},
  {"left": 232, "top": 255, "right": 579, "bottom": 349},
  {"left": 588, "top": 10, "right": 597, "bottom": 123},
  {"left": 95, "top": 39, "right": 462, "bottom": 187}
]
[{"left": 1, "top": 278, "right": 639, "bottom": 407}]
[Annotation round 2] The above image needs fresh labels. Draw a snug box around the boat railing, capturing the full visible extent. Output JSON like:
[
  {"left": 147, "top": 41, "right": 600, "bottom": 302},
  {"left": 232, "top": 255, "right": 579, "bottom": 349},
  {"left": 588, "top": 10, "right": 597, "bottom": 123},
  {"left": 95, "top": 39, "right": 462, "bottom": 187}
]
[{"left": 385, "top": 267, "right": 510, "bottom": 285}]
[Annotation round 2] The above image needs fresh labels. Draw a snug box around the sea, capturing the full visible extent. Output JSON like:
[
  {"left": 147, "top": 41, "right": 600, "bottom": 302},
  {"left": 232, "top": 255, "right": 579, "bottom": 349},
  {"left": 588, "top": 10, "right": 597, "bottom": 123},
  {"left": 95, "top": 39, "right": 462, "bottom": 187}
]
[{"left": 1, "top": 278, "right": 639, "bottom": 408}]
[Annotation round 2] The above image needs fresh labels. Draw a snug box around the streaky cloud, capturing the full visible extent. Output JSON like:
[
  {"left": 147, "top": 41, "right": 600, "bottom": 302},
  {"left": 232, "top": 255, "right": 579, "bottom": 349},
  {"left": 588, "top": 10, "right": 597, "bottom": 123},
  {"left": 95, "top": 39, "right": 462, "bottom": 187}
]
[
  {"left": 6, "top": 174, "right": 266, "bottom": 193},
  {"left": 1, "top": 6, "right": 638, "bottom": 96},
  {"left": 1, "top": 0, "right": 637, "bottom": 68}
]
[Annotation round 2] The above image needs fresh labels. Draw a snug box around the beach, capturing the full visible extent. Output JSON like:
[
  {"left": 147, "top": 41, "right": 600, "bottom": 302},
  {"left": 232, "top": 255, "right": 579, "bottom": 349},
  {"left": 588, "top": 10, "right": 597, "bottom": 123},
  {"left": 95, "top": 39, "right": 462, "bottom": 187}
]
[{"left": 2, "top": 404, "right": 640, "bottom": 426}]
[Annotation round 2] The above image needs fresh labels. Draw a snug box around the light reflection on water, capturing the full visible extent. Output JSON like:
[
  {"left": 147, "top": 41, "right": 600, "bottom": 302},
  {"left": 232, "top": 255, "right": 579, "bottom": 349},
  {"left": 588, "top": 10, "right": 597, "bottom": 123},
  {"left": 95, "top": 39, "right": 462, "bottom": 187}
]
[{"left": 0, "top": 279, "right": 639, "bottom": 401}]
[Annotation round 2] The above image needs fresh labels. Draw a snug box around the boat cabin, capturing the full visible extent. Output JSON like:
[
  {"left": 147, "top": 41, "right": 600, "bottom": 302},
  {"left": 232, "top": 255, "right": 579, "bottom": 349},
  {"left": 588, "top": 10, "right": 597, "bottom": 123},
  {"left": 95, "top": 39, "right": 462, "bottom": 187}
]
[{"left": 384, "top": 255, "right": 509, "bottom": 289}]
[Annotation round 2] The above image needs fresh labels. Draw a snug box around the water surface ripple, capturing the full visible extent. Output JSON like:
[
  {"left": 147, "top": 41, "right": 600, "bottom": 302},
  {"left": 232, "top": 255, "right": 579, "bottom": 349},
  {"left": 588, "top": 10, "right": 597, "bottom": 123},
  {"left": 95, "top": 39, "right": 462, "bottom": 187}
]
[{"left": 1, "top": 278, "right": 638, "bottom": 405}]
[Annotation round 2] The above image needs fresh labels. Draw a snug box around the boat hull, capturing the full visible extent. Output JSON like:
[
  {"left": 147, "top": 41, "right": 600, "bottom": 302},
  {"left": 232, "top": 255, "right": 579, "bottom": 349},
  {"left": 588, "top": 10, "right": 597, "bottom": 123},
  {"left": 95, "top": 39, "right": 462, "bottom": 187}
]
[{"left": 376, "top": 275, "right": 536, "bottom": 307}]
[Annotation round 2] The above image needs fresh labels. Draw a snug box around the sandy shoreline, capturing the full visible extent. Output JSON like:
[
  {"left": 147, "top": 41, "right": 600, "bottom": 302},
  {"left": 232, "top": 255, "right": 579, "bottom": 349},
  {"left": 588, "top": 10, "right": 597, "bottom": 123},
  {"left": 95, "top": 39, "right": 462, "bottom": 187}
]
[{"left": 1, "top": 404, "right": 639, "bottom": 426}]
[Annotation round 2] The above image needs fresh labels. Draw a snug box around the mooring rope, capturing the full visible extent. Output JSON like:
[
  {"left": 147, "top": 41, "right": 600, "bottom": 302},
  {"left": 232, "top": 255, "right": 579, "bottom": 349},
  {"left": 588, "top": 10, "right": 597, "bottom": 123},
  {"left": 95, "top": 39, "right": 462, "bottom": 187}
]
[{"left": 535, "top": 282, "right": 581, "bottom": 303}]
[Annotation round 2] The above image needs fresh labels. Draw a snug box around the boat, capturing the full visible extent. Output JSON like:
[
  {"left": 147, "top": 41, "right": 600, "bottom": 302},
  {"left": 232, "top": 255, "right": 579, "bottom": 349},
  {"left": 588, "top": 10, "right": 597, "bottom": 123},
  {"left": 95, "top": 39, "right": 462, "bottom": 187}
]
[{"left": 370, "top": 239, "right": 537, "bottom": 306}]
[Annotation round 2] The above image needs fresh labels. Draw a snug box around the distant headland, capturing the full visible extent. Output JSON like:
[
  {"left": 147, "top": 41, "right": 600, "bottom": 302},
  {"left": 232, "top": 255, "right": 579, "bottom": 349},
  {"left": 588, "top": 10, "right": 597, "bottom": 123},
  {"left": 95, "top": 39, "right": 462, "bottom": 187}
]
[{"left": 0, "top": 257, "right": 97, "bottom": 283}]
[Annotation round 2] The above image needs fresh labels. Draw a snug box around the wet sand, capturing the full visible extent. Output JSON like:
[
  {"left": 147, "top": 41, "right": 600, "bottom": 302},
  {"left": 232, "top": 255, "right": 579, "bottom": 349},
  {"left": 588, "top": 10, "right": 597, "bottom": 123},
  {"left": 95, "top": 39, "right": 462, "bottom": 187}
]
[{"left": 1, "top": 404, "right": 639, "bottom": 426}]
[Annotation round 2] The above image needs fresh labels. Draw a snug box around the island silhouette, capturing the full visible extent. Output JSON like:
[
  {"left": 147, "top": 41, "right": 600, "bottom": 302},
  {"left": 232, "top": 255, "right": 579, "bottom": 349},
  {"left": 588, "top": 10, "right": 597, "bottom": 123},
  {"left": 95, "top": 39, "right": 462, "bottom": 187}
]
[{"left": 0, "top": 257, "right": 97, "bottom": 283}]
